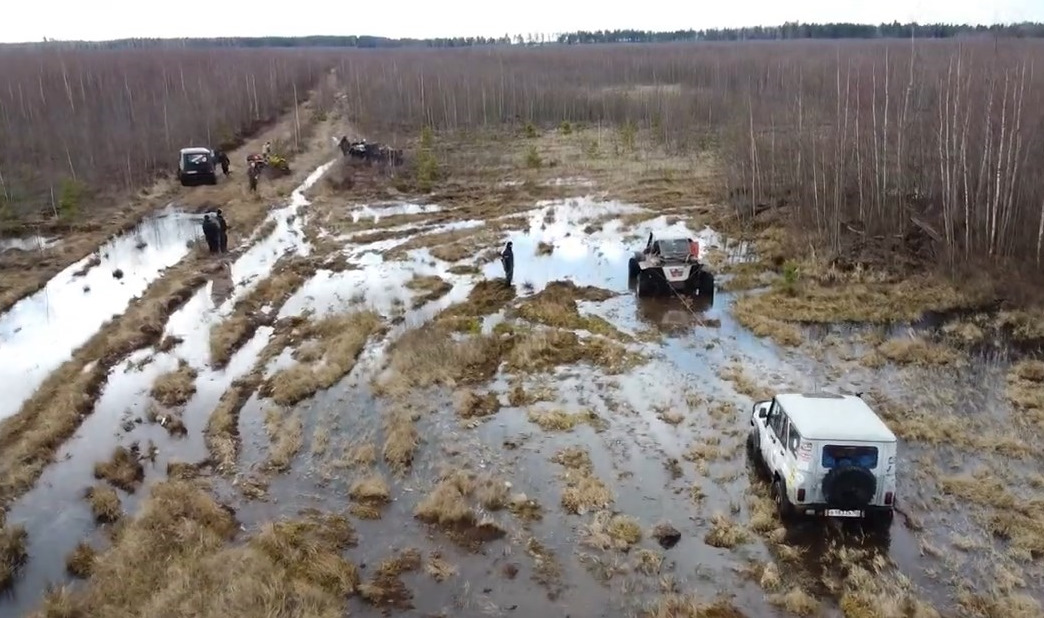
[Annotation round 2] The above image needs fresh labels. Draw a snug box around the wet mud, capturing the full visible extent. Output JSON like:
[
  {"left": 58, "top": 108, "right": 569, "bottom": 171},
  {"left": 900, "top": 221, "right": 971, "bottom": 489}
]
[{"left": 2, "top": 186, "right": 1040, "bottom": 616}]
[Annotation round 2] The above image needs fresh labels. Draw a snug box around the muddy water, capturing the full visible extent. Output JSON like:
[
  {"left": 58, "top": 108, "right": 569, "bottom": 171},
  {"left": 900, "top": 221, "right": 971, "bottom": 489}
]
[
  {"left": 0, "top": 235, "right": 60, "bottom": 253},
  {"left": 0, "top": 208, "right": 203, "bottom": 420},
  {"left": 2, "top": 192, "right": 1021, "bottom": 615},
  {"left": 0, "top": 161, "right": 336, "bottom": 616}
]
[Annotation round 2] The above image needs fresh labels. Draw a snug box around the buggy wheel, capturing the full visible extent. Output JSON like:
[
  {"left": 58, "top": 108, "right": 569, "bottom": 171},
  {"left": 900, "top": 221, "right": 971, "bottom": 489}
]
[
  {"left": 628, "top": 257, "right": 640, "bottom": 279},
  {"left": 636, "top": 272, "right": 653, "bottom": 298},
  {"left": 697, "top": 270, "right": 715, "bottom": 297}
]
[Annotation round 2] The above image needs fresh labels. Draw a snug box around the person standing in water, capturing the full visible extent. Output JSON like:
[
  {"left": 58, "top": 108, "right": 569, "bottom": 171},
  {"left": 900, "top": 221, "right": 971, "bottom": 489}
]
[
  {"left": 201, "top": 214, "right": 220, "bottom": 254},
  {"left": 501, "top": 241, "right": 514, "bottom": 287},
  {"left": 215, "top": 209, "right": 229, "bottom": 253}
]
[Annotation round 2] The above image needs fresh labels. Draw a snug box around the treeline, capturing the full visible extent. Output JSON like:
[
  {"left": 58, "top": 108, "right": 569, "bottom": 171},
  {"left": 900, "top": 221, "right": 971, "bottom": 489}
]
[
  {"left": 9, "top": 21, "right": 1044, "bottom": 52},
  {"left": 558, "top": 22, "right": 1044, "bottom": 44},
  {"left": 0, "top": 49, "right": 333, "bottom": 219},
  {"left": 327, "top": 39, "right": 1044, "bottom": 269}
]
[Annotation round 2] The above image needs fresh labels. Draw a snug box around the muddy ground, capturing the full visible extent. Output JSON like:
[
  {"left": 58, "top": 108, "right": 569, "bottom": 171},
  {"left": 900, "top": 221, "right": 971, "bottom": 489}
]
[{"left": 1, "top": 118, "right": 1042, "bottom": 618}]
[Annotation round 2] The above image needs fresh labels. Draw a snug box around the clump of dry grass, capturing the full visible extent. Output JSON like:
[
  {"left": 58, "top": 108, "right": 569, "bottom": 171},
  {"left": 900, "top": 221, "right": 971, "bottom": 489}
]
[
  {"left": 149, "top": 359, "right": 198, "bottom": 407},
  {"left": 39, "top": 480, "right": 363, "bottom": 617},
  {"left": 717, "top": 363, "right": 773, "bottom": 400},
  {"left": 454, "top": 389, "right": 500, "bottom": 420},
  {"left": 260, "top": 310, "right": 384, "bottom": 406},
  {"left": 93, "top": 446, "right": 144, "bottom": 493},
  {"left": 1006, "top": 359, "right": 1044, "bottom": 413},
  {"left": 506, "top": 326, "right": 642, "bottom": 375},
  {"left": 349, "top": 473, "right": 391, "bottom": 516},
  {"left": 642, "top": 594, "right": 746, "bottom": 618},
  {"left": 732, "top": 299, "right": 804, "bottom": 347},
  {"left": 406, "top": 274, "right": 453, "bottom": 308},
  {"left": 512, "top": 280, "right": 624, "bottom": 339},
  {"left": 413, "top": 469, "right": 508, "bottom": 549},
  {"left": 204, "top": 375, "right": 261, "bottom": 474},
  {"left": 536, "top": 241, "right": 554, "bottom": 255},
  {"left": 0, "top": 523, "right": 27, "bottom": 590},
  {"left": 358, "top": 548, "right": 422, "bottom": 611},
  {"left": 769, "top": 586, "right": 819, "bottom": 616},
  {"left": 703, "top": 513, "right": 751, "bottom": 548},
  {"left": 85, "top": 484, "right": 122, "bottom": 523},
  {"left": 263, "top": 406, "right": 303, "bottom": 473},
  {"left": 65, "top": 541, "right": 97, "bottom": 578},
  {"left": 873, "top": 335, "right": 959, "bottom": 366},
  {"left": 581, "top": 511, "right": 643, "bottom": 551},
  {"left": 508, "top": 493, "right": 544, "bottom": 521},
  {"left": 527, "top": 407, "right": 606, "bottom": 432},
  {"left": 382, "top": 404, "right": 420, "bottom": 474},
  {"left": 425, "top": 551, "right": 457, "bottom": 582},
  {"left": 633, "top": 549, "right": 664, "bottom": 575},
  {"left": 552, "top": 446, "right": 614, "bottom": 515}
]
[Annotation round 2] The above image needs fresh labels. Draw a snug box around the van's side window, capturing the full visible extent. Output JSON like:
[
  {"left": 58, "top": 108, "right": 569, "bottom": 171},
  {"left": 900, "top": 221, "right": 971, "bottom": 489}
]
[
  {"left": 769, "top": 409, "right": 786, "bottom": 440},
  {"left": 779, "top": 415, "right": 790, "bottom": 445},
  {"left": 787, "top": 425, "right": 802, "bottom": 455}
]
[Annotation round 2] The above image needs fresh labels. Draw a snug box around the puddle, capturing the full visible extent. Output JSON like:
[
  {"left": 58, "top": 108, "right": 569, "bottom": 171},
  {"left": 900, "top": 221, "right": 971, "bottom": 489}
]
[
  {"left": 0, "top": 235, "right": 60, "bottom": 253},
  {"left": 0, "top": 207, "right": 203, "bottom": 420},
  {"left": 348, "top": 201, "right": 441, "bottom": 223}
]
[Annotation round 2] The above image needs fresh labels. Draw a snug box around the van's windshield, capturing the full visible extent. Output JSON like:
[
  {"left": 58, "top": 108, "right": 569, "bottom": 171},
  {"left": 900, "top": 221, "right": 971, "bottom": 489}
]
[{"left": 822, "top": 445, "right": 878, "bottom": 469}]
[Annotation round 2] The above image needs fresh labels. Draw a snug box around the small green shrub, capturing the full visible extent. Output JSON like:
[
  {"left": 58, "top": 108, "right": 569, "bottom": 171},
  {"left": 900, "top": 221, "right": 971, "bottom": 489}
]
[
  {"left": 58, "top": 178, "right": 87, "bottom": 219},
  {"left": 524, "top": 146, "right": 542, "bottom": 169},
  {"left": 524, "top": 123, "right": 538, "bottom": 139},
  {"left": 559, "top": 121, "right": 573, "bottom": 135}
]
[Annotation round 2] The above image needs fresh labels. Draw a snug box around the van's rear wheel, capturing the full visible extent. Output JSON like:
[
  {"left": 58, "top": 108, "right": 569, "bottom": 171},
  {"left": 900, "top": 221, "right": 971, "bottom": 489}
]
[{"left": 772, "top": 478, "right": 796, "bottom": 521}]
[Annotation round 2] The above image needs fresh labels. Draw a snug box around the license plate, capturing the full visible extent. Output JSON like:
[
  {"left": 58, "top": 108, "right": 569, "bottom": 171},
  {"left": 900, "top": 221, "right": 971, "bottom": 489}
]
[{"left": 825, "top": 509, "right": 863, "bottom": 518}]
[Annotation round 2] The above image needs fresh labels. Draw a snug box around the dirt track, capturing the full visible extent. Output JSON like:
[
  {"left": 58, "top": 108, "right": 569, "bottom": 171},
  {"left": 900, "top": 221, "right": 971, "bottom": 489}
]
[{"left": 0, "top": 107, "right": 1041, "bottom": 618}]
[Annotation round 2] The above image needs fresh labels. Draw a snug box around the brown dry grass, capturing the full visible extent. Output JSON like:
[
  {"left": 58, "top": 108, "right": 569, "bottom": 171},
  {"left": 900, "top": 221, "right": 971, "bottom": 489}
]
[
  {"left": 511, "top": 280, "right": 624, "bottom": 339},
  {"left": 870, "top": 335, "right": 960, "bottom": 367},
  {"left": 424, "top": 551, "right": 457, "bottom": 582},
  {"left": 703, "top": 513, "right": 751, "bottom": 548},
  {"left": 34, "top": 480, "right": 361, "bottom": 618},
  {"left": 642, "top": 595, "right": 746, "bottom": 618},
  {"left": 731, "top": 300, "right": 804, "bottom": 347},
  {"left": 382, "top": 404, "right": 420, "bottom": 474},
  {"left": 208, "top": 255, "right": 318, "bottom": 368},
  {"left": 93, "top": 446, "right": 144, "bottom": 493},
  {"left": 733, "top": 268, "right": 991, "bottom": 325},
  {"left": 405, "top": 274, "right": 453, "bottom": 308},
  {"left": 528, "top": 407, "right": 606, "bottom": 432},
  {"left": 348, "top": 473, "right": 391, "bottom": 512},
  {"left": 0, "top": 523, "right": 27, "bottom": 590},
  {"left": 454, "top": 389, "right": 500, "bottom": 420},
  {"left": 65, "top": 541, "right": 97, "bottom": 578},
  {"left": 260, "top": 311, "right": 384, "bottom": 406},
  {"left": 413, "top": 469, "right": 507, "bottom": 549},
  {"left": 204, "top": 375, "right": 261, "bottom": 474},
  {"left": 1006, "top": 359, "right": 1044, "bottom": 416},
  {"left": 769, "top": 586, "right": 820, "bottom": 616},
  {"left": 580, "top": 511, "right": 643, "bottom": 551},
  {"left": 263, "top": 406, "right": 303, "bottom": 473},
  {"left": 357, "top": 548, "right": 422, "bottom": 611},
  {"left": 85, "top": 484, "right": 122, "bottom": 523},
  {"left": 149, "top": 359, "right": 198, "bottom": 407},
  {"left": 717, "top": 363, "right": 773, "bottom": 401},
  {"left": 552, "top": 446, "right": 614, "bottom": 515}
]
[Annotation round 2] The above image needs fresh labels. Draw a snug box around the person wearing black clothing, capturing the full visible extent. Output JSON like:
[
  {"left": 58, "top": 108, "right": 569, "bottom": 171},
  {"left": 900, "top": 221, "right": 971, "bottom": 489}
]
[
  {"left": 215, "top": 209, "right": 229, "bottom": 253},
  {"left": 501, "top": 241, "right": 514, "bottom": 287},
  {"left": 247, "top": 162, "right": 260, "bottom": 192},
  {"left": 201, "top": 214, "right": 220, "bottom": 254},
  {"left": 215, "top": 150, "right": 230, "bottom": 176}
]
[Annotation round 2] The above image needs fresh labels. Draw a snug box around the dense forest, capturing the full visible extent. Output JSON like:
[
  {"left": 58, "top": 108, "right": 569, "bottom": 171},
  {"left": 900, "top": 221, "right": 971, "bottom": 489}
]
[{"left": 6, "top": 22, "right": 1044, "bottom": 50}]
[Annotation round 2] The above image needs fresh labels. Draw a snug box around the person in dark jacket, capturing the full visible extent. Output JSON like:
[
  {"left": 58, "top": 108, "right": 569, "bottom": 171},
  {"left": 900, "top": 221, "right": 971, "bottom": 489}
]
[
  {"left": 215, "top": 209, "right": 229, "bottom": 253},
  {"left": 201, "top": 214, "right": 220, "bottom": 254},
  {"left": 501, "top": 241, "right": 514, "bottom": 286},
  {"left": 247, "top": 162, "right": 260, "bottom": 192},
  {"left": 215, "top": 150, "right": 230, "bottom": 176}
]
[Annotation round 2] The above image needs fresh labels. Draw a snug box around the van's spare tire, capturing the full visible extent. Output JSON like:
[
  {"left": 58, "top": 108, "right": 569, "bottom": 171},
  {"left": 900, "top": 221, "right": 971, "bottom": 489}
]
[{"left": 822, "top": 466, "right": 876, "bottom": 508}]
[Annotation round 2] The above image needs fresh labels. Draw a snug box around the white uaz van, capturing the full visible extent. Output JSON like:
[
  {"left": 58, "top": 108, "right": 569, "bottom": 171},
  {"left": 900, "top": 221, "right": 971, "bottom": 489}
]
[{"left": 747, "top": 392, "right": 897, "bottom": 526}]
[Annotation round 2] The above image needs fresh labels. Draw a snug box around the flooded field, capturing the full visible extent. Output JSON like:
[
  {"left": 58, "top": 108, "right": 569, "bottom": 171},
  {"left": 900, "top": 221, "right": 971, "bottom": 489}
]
[{"left": 1, "top": 124, "right": 1041, "bottom": 618}]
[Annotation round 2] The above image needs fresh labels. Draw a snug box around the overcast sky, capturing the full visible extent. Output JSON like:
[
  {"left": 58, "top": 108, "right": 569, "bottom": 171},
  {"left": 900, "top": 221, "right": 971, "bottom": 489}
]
[{"left": 2, "top": 0, "right": 1042, "bottom": 43}]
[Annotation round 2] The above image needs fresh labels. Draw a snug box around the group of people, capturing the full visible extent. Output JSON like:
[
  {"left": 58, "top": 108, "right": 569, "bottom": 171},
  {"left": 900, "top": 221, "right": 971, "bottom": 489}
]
[
  {"left": 247, "top": 140, "right": 273, "bottom": 193},
  {"left": 201, "top": 210, "right": 229, "bottom": 254}
]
